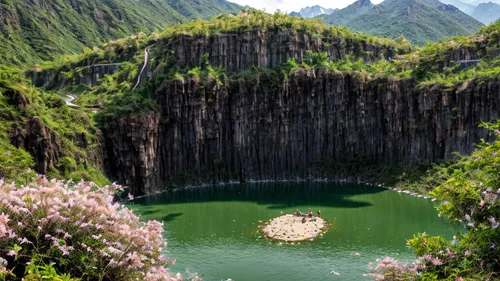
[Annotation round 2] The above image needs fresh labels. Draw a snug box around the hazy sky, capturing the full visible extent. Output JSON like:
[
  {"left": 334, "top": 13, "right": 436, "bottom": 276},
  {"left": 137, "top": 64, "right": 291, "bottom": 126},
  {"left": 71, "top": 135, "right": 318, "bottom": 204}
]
[{"left": 229, "top": 0, "right": 384, "bottom": 13}]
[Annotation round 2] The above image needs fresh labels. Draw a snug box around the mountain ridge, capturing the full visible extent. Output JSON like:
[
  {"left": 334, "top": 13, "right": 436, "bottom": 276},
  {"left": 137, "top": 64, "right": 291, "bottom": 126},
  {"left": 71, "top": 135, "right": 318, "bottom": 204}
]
[
  {"left": 320, "top": 0, "right": 483, "bottom": 45},
  {"left": 471, "top": 1, "right": 500, "bottom": 24},
  {"left": 290, "top": 5, "right": 337, "bottom": 18},
  {"left": 321, "top": 0, "right": 374, "bottom": 26},
  {"left": 440, "top": 0, "right": 476, "bottom": 14}
]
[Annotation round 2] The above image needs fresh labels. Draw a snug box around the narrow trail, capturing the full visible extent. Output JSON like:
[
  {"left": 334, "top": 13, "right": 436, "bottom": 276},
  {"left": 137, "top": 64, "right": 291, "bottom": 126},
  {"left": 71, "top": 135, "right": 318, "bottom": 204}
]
[
  {"left": 64, "top": 95, "right": 78, "bottom": 108},
  {"left": 132, "top": 47, "right": 150, "bottom": 91}
]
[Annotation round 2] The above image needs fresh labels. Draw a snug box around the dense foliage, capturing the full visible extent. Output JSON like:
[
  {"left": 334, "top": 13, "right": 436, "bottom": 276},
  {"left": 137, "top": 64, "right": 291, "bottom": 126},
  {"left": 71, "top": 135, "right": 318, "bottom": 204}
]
[
  {"left": 157, "top": 10, "right": 411, "bottom": 51},
  {"left": 366, "top": 123, "right": 500, "bottom": 280},
  {"left": 0, "top": 0, "right": 241, "bottom": 66},
  {"left": 0, "top": 66, "right": 108, "bottom": 185},
  {"left": 321, "top": 0, "right": 483, "bottom": 45},
  {"left": 0, "top": 177, "right": 198, "bottom": 281}
]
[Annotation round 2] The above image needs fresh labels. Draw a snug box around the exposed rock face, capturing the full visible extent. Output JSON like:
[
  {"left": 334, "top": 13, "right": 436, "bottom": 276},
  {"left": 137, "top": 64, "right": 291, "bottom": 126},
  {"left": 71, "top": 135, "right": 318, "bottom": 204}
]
[
  {"left": 74, "top": 64, "right": 121, "bottom": 87},
  {"left": 28, "top": 29, "right": 402, "bottom": 89},
  {"left": 28, "top": 64, "right": 121, "bottom": 89},
  {"left": 10, "top": 117, "right": 62, "bottom": 174},
  {"left": 4, "top": 88, "right": 30, "bottom": 108},
  {"left": 103, "top": 70, "right": 500, "bottom": 195},
  {"left": 162, "top": 29, "right": 398, "bottom": 72},
  {"left": 102, "top": 115, "right": 160, "bottom": 196}
]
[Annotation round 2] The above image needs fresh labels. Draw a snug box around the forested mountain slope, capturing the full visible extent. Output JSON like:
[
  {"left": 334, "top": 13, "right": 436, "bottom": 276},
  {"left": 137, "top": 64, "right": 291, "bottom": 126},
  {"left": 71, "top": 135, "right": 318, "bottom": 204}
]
[
  {"left": 321, "top": 0, "right": 374, "bottom": 26},
  {"left": 320, "top": 0, "right": 483, "bottom": 45},
  {"left": 0, "top": 0, "right": 241, "bottom": 66}
]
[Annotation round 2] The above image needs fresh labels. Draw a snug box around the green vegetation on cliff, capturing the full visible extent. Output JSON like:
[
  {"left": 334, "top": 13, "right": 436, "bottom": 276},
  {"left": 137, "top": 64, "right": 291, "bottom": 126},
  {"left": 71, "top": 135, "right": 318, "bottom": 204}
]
[
  {"left": 0, "top": 66, "right": 108, "bottom": 186},
  {"left": 37, "top": 10, "right": 413, "bottom": 117}
]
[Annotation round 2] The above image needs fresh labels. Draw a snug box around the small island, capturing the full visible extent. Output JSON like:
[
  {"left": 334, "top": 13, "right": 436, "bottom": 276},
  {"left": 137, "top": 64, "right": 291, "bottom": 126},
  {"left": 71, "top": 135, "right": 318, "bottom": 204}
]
[{"left": 261, "top": 212, "right": 328, "bottom": 242}]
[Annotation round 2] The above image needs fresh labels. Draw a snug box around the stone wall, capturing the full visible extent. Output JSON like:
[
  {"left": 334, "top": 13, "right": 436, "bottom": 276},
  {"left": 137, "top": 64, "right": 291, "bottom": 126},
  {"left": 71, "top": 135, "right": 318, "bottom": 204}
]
[{"left": 103, "top": 70, "right": 500, "bottom": 194}]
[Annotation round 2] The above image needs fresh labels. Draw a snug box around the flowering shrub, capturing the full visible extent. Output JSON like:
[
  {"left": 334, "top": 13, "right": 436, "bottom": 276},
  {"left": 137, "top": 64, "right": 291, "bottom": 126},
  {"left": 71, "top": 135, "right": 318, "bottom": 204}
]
[
  {"left": 365, "top": 122, "right": 500, "bottom": 281},
  {"left": 363, "top": 257, "right": 419, "bottom": 281},
  {"left": 0, "top": 176, "right": 196, "bottom": 281}
]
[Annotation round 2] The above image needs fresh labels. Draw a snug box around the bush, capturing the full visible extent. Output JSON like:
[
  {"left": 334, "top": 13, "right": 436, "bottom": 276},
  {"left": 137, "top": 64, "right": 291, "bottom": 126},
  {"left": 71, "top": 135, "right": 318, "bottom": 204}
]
[
  {"left": 366, "top": 122, "right": 500, "bottom": 281},
  {"left": 363, "top": 257, "right": 420, "bottom": 281},
  {"left": 0, "top": 176, "right": 198, "bottom": 281},
  {"left": 55, "top": 157, "right": 78, "bottom": 176}
]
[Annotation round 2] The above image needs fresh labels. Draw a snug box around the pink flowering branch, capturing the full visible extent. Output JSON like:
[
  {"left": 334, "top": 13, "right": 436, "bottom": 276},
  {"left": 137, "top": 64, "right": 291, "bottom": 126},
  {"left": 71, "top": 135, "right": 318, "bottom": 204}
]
[{"left": 0, "top": 176, "right": 200, "bottom": 281}]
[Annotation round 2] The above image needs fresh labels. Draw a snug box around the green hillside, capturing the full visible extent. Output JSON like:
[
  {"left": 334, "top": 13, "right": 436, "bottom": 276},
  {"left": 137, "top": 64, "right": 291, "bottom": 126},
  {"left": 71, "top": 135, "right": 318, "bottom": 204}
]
[
  {"left": 168, "top": 0, "right": 242, "bottom": 19},
  {"left": 0, "top": 0, "right": 241, "bottom": 66},
  {"left": 321, "top": 0, "right": 374, "bottom": 26},
  {"left": 321, "top": 0, "right": 483, "bottom": 45}
]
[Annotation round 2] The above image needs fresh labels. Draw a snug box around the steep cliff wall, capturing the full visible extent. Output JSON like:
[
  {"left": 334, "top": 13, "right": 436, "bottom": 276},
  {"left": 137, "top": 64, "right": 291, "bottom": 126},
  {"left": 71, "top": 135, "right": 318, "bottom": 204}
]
[
  {"left": 159, "top": 29, "right": 399, "bottom": 72},
  {"left": 9, "top": 117, "right": 62, "bottom": 174},
  {"left": 103, "top": 70, "right": 500, "bottom": 194},
  {"left": 28, "top": 64, "right": 121, "bottom": 89},
  {"left": 102, "top": 115, "right": 160, "bottom": 195},
  {"left": 27, "top": 28, "right": 405, "bottom": 90}
]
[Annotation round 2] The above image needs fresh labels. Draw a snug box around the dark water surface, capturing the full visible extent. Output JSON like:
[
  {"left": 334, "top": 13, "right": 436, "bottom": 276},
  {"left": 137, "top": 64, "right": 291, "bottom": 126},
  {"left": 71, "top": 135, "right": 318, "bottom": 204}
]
[{"left": 131, "top": 182, "right": 458, "bottom": 281}]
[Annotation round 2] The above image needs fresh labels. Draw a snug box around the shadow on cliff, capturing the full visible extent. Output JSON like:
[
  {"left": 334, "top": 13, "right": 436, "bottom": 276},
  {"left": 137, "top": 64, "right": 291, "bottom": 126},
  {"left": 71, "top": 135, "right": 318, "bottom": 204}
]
[{"left": 133, "top": 182, "right": 386, "bottom": 210}]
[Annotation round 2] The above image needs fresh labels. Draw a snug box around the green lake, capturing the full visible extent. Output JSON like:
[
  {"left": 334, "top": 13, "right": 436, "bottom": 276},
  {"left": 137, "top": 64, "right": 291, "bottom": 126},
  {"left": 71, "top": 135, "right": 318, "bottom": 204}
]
[{"left": 131, "top": 182, "right": 458, "bottom": 281}]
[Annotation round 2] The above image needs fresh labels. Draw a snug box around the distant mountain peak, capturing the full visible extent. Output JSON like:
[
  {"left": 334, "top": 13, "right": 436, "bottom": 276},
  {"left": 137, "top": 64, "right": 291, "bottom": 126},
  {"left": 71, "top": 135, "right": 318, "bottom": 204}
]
[
  {"left": 290, "top": 5, "right": 337, "bottom": 18},
  {"left": 356, "top": 0, "right": 374, "bottom": 6},
  {"left": 439, "top": 0, "right": 476, "bottom": 14},
  {"left": 321, "top": 0, "right": 483, "bottom": 45},
  {"left": 320, "top": 0, "right": 374, "bottom": 26},
  {"left": 471, "top": 1, "right": 500, "bottom": 23}
]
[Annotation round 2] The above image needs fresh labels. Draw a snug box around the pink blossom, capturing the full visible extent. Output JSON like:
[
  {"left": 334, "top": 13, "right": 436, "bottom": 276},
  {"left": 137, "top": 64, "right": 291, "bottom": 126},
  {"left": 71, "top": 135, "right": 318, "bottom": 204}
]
[
  {"left": 423, "top": 254, "right": 433, "bottom": 262},
  {"left": 7, "top": 250, "right": 18, "bottom": 257},
  {"left": 431, "top": 258, "right": 443, "bottom": 266},
  {"left": 382, "top": 257, "right": 394, "bottom": 265},
  {"left": 0, "top": 213, "right": 9, "bottom": 224},
  {"left": 0, "top": 176, "right": 192, "bottom": 281}
]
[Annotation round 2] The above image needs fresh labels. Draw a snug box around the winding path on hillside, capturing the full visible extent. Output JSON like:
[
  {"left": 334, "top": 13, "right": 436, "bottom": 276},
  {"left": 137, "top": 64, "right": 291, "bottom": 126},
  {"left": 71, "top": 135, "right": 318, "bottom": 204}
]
[
  {"left": 64, "top": 95, "right": 79, "bottom": 108},
  {"left": 133, "top": 47, "right": 150, "bottom": 91}
]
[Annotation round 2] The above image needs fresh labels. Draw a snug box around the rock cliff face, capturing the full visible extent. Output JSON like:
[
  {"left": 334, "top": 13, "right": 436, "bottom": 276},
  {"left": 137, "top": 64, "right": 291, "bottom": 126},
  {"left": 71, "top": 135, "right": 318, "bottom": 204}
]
[
  {"left": 102, "top": 115, "right": 160, "bottom": 195},
  {"left": 28, "top": 29, "right": 402, "bottom": 89},
  {"left": 103, "top": 69, "right": 500, "bottom": 194},
  {"left": 10, "top": 117, "right": 62, "bottom": 174},
  {"left": 28, "top": 64, "right": 121, "bottom": 89},
  {"left": 162, "top": 29, "right": 398, "bottom": 72}
]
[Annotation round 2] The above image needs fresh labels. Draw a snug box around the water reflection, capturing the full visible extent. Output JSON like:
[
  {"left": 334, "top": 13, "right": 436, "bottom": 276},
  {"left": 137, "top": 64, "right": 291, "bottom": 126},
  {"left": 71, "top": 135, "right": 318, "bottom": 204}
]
[{"left": 137, "top": 181, "right": 382, "bottom": 209}]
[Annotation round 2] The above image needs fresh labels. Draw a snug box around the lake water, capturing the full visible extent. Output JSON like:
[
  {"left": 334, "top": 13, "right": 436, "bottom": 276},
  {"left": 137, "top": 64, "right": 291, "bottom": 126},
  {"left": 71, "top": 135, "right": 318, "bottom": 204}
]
[{"left": 131, "top": 182, "right": 458, "bottom": 281}]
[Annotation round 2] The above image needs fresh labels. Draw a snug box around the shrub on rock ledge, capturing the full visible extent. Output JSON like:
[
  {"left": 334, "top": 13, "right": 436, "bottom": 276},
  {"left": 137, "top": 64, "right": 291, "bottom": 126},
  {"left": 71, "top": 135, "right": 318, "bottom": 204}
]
[{"left": 0, "top": 176, "right": 194, "bottom": 281}]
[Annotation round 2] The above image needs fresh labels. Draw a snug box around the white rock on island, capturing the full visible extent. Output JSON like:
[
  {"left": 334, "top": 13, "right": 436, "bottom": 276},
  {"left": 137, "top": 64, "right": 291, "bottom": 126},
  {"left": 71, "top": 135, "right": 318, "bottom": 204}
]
[{"left": 262, "top": 214, "right": 327, "bottom": 242}]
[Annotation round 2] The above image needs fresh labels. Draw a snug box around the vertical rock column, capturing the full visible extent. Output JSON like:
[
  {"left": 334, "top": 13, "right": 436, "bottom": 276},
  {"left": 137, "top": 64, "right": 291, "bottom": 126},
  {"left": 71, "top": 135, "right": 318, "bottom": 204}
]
[{"left": 102, "top": 115, "right": 160, "bottom": 195}]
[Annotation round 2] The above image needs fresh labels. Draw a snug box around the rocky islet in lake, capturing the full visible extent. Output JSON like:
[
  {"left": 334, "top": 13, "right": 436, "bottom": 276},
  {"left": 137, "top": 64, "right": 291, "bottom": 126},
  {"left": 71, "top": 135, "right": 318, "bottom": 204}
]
[{"left": 261, "top": 214, "right": 328, "bottom": 242}]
